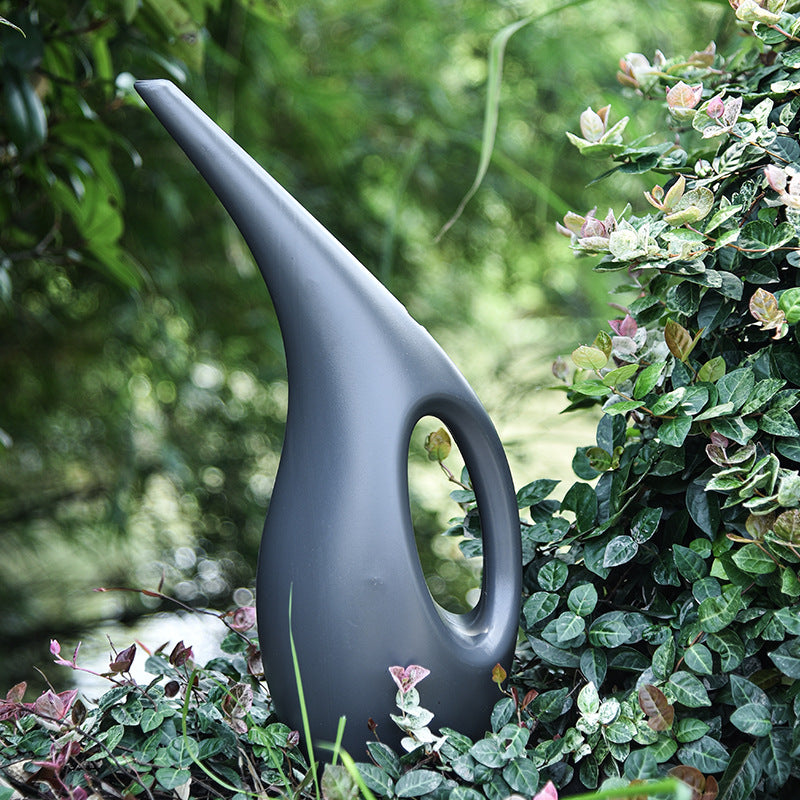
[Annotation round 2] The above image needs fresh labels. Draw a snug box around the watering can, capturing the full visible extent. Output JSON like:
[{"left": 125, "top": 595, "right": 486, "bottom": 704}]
[{"left": 135, "top": 80, "right": 521, "bottom": 757}]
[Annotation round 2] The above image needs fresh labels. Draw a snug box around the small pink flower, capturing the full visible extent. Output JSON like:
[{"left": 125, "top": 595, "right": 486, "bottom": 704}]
[
  {"left": 49, "top": 639, "right": 61, "bottom": 657},
  {"left": 533, "top": 781, "right": 559, "bottom": 800},
  {"left": 389, "top": 665, "right": 430, "bottom": 693},
  {"left": 231, "top": 606, "right": 256, "bottom": 632}
]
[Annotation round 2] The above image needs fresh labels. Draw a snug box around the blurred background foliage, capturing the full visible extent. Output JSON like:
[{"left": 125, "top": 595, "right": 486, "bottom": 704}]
[{"left": 0, "top": 0, "right": 734, "bottom": 688}]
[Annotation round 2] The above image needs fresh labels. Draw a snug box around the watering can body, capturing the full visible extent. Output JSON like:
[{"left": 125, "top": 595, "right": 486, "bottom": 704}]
[{"left": 136, "top": 80, "right": 521, "bottom": 757}]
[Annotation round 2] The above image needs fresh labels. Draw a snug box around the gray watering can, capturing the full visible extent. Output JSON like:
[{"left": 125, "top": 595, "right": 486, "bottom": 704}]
[{"left": 135, "top": 80, "right": 521, "bottom": 757}]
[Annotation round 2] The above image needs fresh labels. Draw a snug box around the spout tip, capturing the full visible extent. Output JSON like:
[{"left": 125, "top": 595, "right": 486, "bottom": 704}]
[{"left": 134, "top": 78, "right": 178, "bottom": 104}]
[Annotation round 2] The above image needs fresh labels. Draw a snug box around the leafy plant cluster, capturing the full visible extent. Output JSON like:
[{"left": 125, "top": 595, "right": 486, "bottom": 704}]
[{"left": 463, "top": 1, "right": 800, "bottom": 796}]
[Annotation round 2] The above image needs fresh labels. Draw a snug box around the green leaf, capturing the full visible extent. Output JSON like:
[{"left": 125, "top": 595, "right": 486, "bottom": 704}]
[
  {"left": 630, "top": 506, "right": 662, "bottom": 543},
  {"left": 571, "top": 379, "right": 612, "bottom": 397},
  {"left": 697, "top": 356, "right": 727, "bottom": 383},
  {"left": 491, "top": 697, "right": 515, "bottom": 732},
  {"left": 588, "top": 612, "right": 631, "bottom": 648},
  {"left": 602, "top": 363, "right": 639, "bottom": 386},
  {"left": 757, "top": 729, "right": 792, "bottom": 789},
  {"left": 768, "top": 636, "right": 800, "bottom": 677},
  {"left": 634, "top": 362, "right": 666, "bottom": 399},
  {"left": 760, "top": 407, "right": 800, "bottom": 437},
  {"left": 740, "top": 378, "right": 785, "bottom": 415},
  {"left": 717, "top": 368, "right": 756, "bottom": 412},
  {"left": 155, "top": 767, "right": 191, "bottom": 791},
  {"left": 523, "top": 592, "right": 559, "bottom": 627},
  {"left": 604, "top": 399, "right": 645, "bottom": 416},
  {"left": 572, "top": 345, "right": 609, "bottom": 371},
  {"left": 674, "top": 717, "right": 711, "bottom": 743},
  {"left": 713, "top": 415, "right": 758, "bottom": 445},
  {"left": 730, "top": 703, "right": 772, "bottom": 736},
  {"left": 779, "top": 286, "right": 800, "bottom": 323},
  {"left": 527, "top": 637, "right": 580, "bottom": 669},
  {"left": 140, "top": 708, "right": 166, "bottom": 733},
  {"left": 356, "top": 763, "right": 396, "bottom": 796},
  {"left": 705, "top": 203, "right": 743, "bottom": 234},
  {"left": 395, "top": 769, "right": 443, "bottom": 797},
  {"left": 687, "top": 479, "right": 721, "bottom": 537},
  {"left": 516, "top": 479, "right": 560, "bottom": 508},
  {"left": 673, "top": 544, "right": 708, "bottom": 582},
  {"left": 678, "top": 736, "right": 730, "bottom": 773},
  {"left": 651, "top": 387, "right": 686, "bottom": 415},
  {"left": 544, "top": 611, "right": 586, "bottom": 645},
  {"left": 739, "top": 219, "right": 795, "bottom": 253},
  {"left": 538, "top": 560, "right": 568, "bottom": 591},
  {"left": 502, "top": 759, "right": 539, "bottom": 795},
  {"left": 706, "top": 630, "right": 745, "bottom": 670},
  {"left": 659, "top": 415, "right": 692, "bottom": 447},
  {"left": 668, "top": 671, "right": 711, "bottom": 707},
  {"left": 568, "top": 584, "right": 598, "bottom": 616},
  {"left": 717, "top": 744, "right": 761, "bottom": 800},
  {"left": 684, "top": 643, "right": 714, "bottom": 675},
  {"left": 580, "top": 648, "right": 607, "bottom": 689},
  {"left": 699, "top": 588, "right": 742, "bottom": 633},
  {"left": 652, "top": 638, "right": 676, "bottom": 681},
  {"left": 561, "top": 481, "right": 598, "bottom": 532},
  {"left": 732, "top": 543, "right": 777, "bottom": 574},
  {"left": 603, "top": 535, "right": 639, "bottom": 568}
]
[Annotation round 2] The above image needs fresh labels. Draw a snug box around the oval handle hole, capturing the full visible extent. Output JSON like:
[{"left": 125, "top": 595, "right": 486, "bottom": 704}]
[{"left": 407, "top": 416, "right": 483, "bottom": 613}]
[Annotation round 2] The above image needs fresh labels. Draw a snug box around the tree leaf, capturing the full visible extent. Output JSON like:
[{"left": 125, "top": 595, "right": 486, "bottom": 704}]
[{"left": 684, "top": 643, "right": 714, "bottom": 675}]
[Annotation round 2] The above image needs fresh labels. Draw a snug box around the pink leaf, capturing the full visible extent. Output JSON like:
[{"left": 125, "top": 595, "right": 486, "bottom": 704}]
[
  {"left": 533, "top": 780, "right": 559, "bottom": 800},
  {"left": 388, "top": 664, "right": 430, "bottom": 693},
  {"left": 231, "top": 606, "right": 256, "bottom": 632}
]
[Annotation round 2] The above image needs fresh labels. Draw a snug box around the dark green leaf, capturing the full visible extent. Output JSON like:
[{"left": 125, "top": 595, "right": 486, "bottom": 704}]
[
  {"left": 523, "top": 592, "right": 559, "bottom": 627},
  {"left": 768, "top": 636, "right": 800, "bottom": 677},
  {"left": 730, "top": 703, "right": 772, "bottom": 736},
  {"left": 717, "top": 744, "right": 761, "bottom": 800},
  {"left": 567, "top": 584, "right": 598, "bottom": 616},
  {"left": 503, "top": 758, "right": 539, "bottom": 795},
  {"left": 674, "top": 717, "right": 711, "bottom": 743},
  {"left": 527, "top": 637, "right": 580, "bottom": 669},
  {"left": 155, "top": 767, "right": 191, "bottom": 791},
  {"left": 668, "top": 671, "right": 711, "bottom": 708},
  {"left": 699, "top": 588, "right": 743, "bottom": 633},
  {"left": 659, "top": 414, "right": 692, "bottom": 447},
  {"left": 678, "top": 736, "right": 730, "bottom": 773},
  {"left": 588, "top": 612, "right": 631, "bottom": 648},
  {"left": 684, "top": 643, "right": 714, "bottom": 675},
  {"left": 561, "top": 481, "right": 597, "bottom": 532},
  {"left": 538, "top": 560, "right": 568, "bottom": 591},
  {"left": 634, "top": 363, "right": 666, "bottom": 399},
  {"left": 687, "top": 479, "right": 721, "bottom": 537},
  {"left": 516, "top": 479, "right": 560, "bottom": 508},
  {"left": 580, "top": 648, "right": 607, "bottom": 689},
  {"left": 603, "top": 535, "right": 639, "bottom": 568},
  {"left": 356, "top": 763, "right": 395, "bottom": 797},
  {"left": 395, "top": 769, "right": 443, "bottom": 797},
  {"left": 673, "top": 544, "right": 708, "bottom": 582},
  {"left": 706, "top": 630, "right": 745, "bottom": 670}
]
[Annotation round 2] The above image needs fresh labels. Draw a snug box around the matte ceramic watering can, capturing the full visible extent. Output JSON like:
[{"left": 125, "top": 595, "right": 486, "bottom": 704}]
[{"left": 135, "top": 80, "right": 521, "bottom": 757}]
